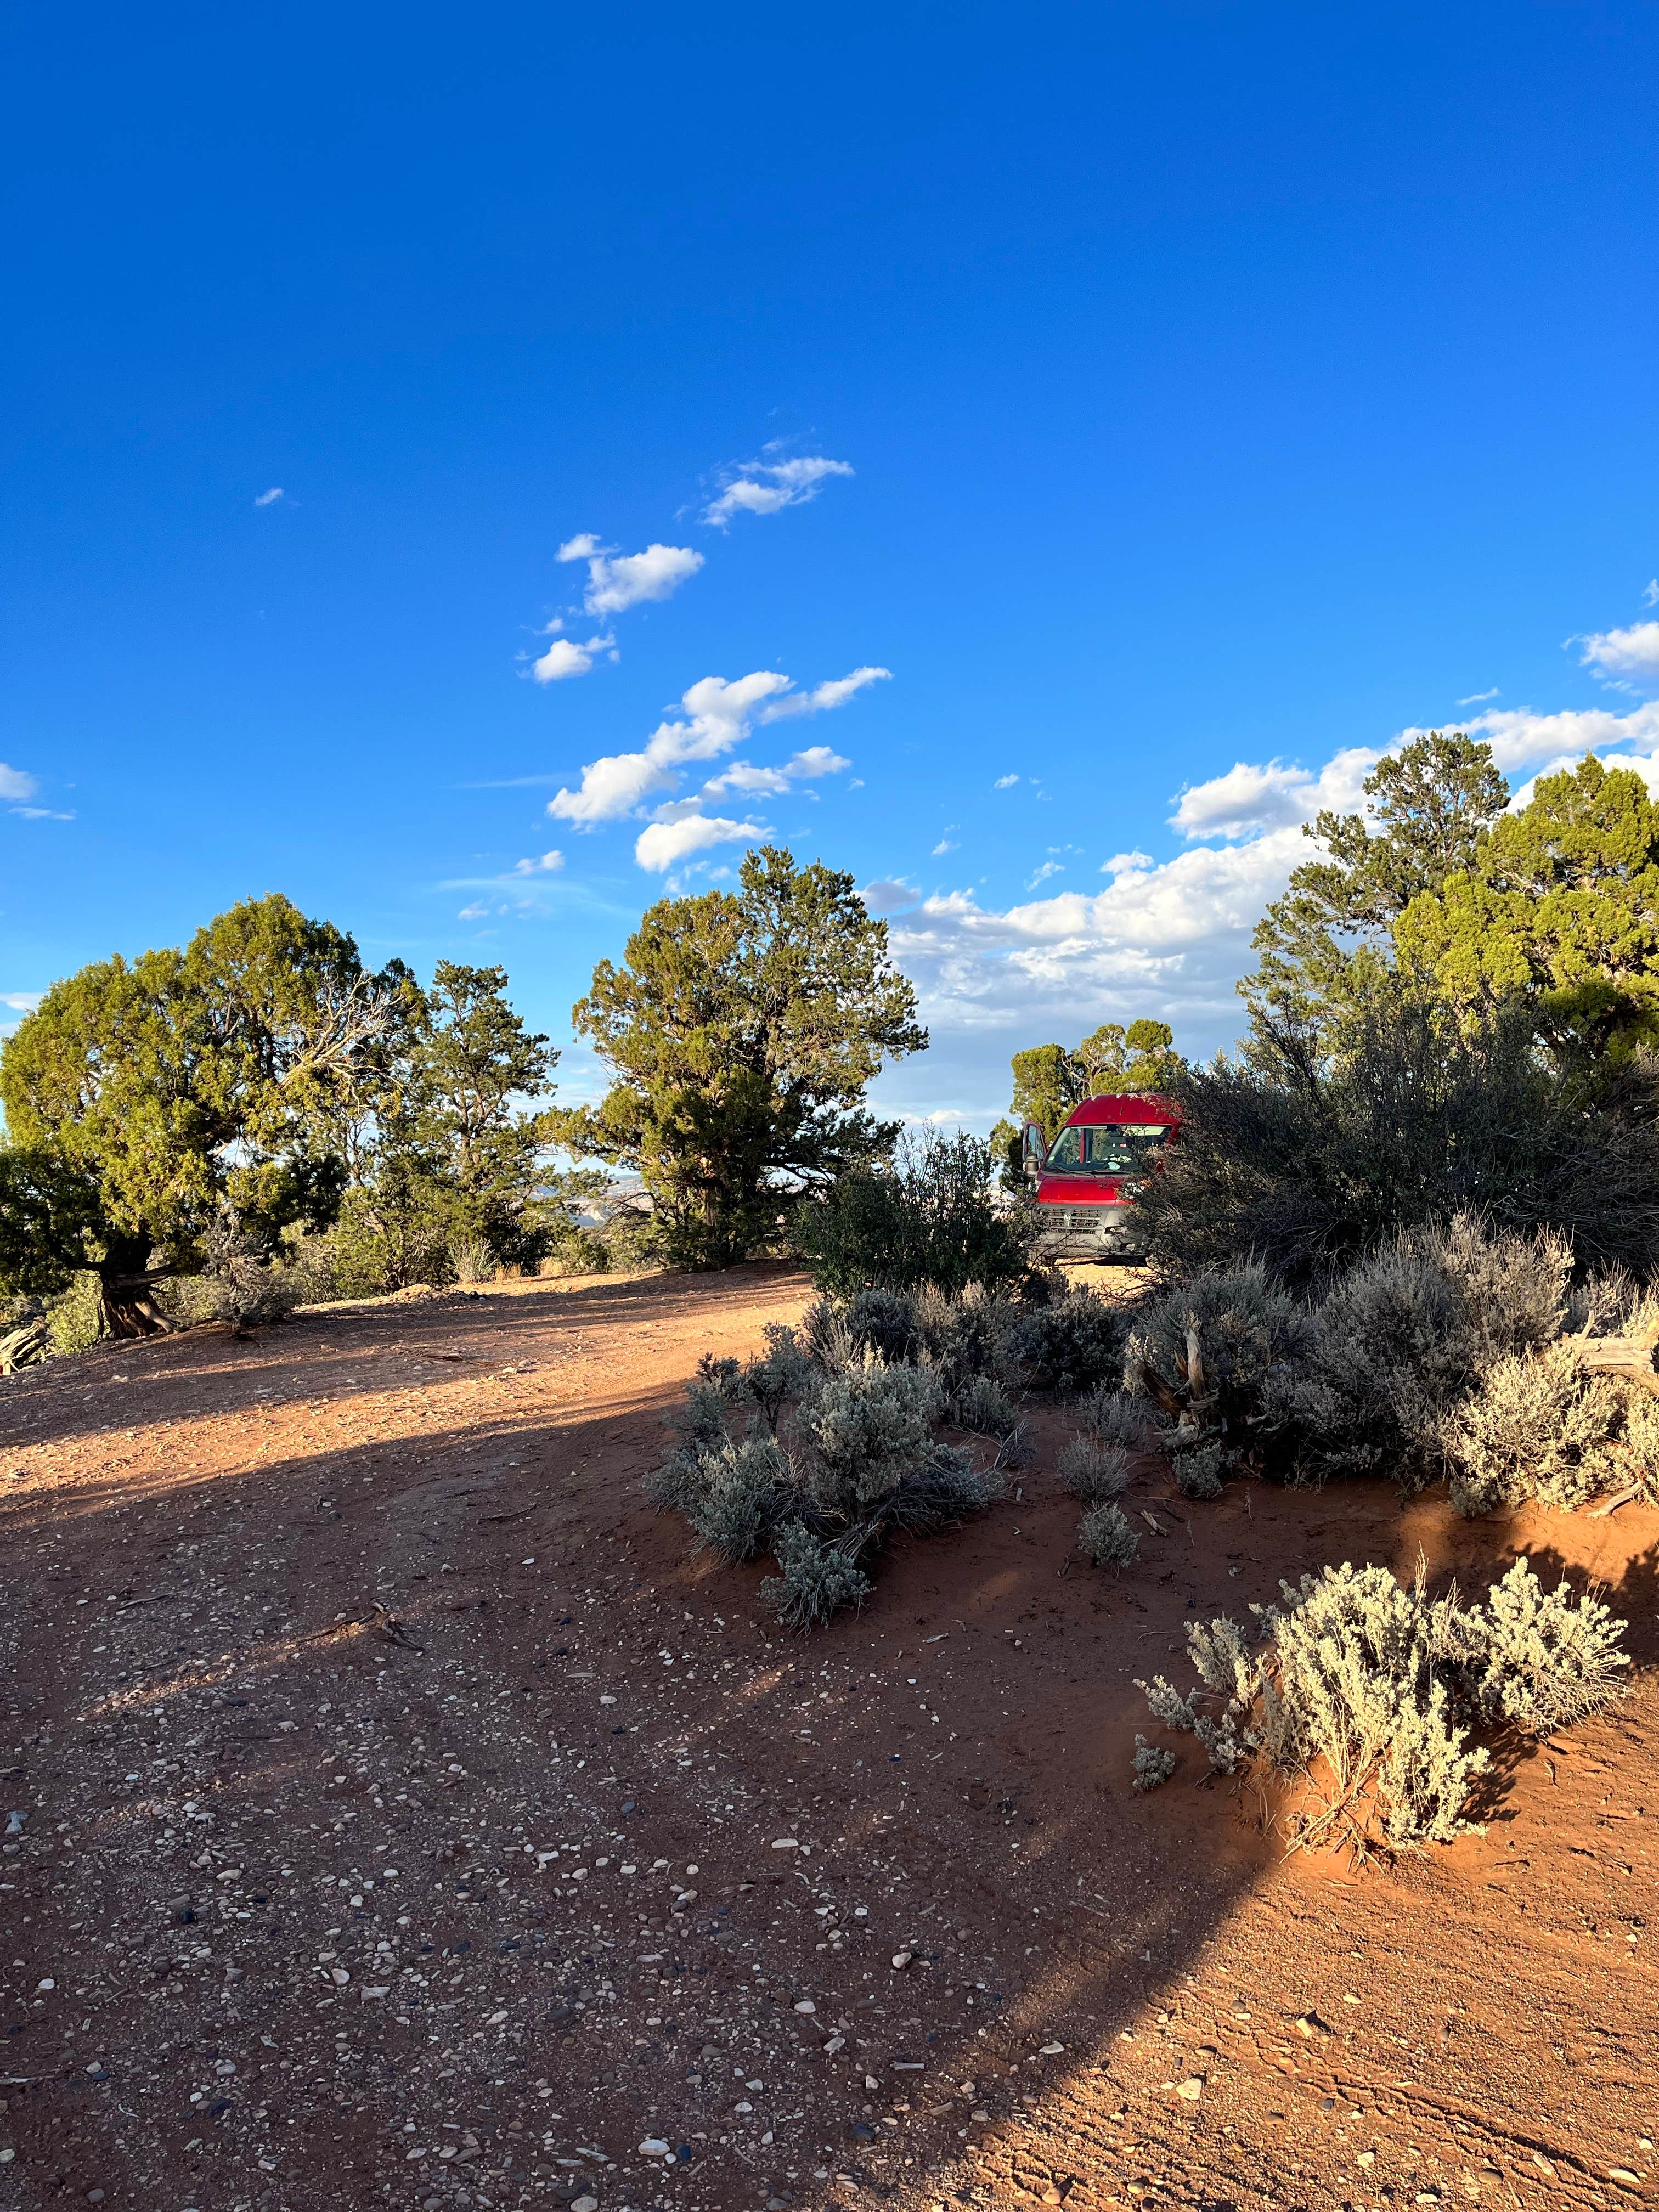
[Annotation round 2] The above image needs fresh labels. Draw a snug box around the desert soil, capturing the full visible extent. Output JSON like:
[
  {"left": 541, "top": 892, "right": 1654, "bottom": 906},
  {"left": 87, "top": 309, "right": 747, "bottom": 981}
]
[{"left": 1, "top": 1263, "right": 1655, "bottom": 2212}]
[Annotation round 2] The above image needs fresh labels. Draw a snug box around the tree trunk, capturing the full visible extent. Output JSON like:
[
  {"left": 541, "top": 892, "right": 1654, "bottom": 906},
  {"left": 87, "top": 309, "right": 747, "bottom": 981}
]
[{"left": 96, "top": 1237, "right": 174, "bottom": 1338}]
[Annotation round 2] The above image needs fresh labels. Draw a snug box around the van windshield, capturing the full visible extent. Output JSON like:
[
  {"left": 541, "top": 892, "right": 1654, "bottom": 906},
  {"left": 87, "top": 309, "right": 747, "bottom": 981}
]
[{"left": 1045, "top": 1122, "right": 1170, "bottom": 1175}]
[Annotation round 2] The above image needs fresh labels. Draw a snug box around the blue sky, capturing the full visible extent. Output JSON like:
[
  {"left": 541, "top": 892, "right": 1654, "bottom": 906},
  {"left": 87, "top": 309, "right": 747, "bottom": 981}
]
[{"left": 5, "top": 3, "right": 1659, "bottom": 1124}]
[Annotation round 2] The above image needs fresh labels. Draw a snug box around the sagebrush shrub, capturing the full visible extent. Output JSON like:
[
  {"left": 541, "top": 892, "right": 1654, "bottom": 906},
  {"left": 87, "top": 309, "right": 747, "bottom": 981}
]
[
  {"left": 1441, "top": 1342, "right": 1622, "bottom": 1515},
  {"left": 1055, "top": 1436, "right": 1130, "bottom": 1503},
  {"left": 1012, "top": 1288, "right": 1126, "bottom": 1395},
  {"left": 1079, "top": 1388, "right": 1163, "bottom": 1449},
  {"left": 742, "top": 1325, "right": 814, "bottom": 1433},
  {"left": 682, "top": 1435, "right": 797, "bottom": 1562},
  {"left": 1131, "top": 1736, "right": 1175, "bottom": 1791},
  {"left": 1135, "top": 1555, "right": 1628, "bottom": 1852},
  {"left": 1126, "top": 1262, "right": 1307, "bottom": 1437},
  {"left": 1079, "top": 1502, "right": 1139, "bottom": 1567},
  {"left": 760, "top": 1527, "right": 874, "bottom": 1632},
  {"left": 1174, "top": 1440, "right": 1227, "bottom": 1499},
  {"left": 800, "top": 1357, "right": 941, "bottom": 1514}
]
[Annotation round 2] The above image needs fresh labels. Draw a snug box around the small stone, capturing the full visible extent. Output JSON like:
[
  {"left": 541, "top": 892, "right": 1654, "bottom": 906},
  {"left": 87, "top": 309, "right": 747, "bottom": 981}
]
[
  {"left": 330, "top": 1967, "right": 350, "bottom": 1986},
  {"left": 1609, "top": 2174, "right": 1641, "bottom": 2188},
  {"left": 822, "top": 2035, "right": 845, "bottom": 2055},
  {"left": 794, "top": 2000, "right": 816, "bottom": 2015},
  {"left": 1176, "top": 2077, "right": 1204, "bottom": 2101},
  {"left": 639, "top": 2138, "right": 670, "bottom": 2158},
  {"left": 87, "top": 2192, "right": 105, "bottom": 2204},
  {"left": 36, "top": 1978, "right": 54, "bottom": 1993},
  {"left": 572, "top": 2197, "right": 599, "bottom": 2212},
  {"left": 891, "top": 1951, "right": 913, "bottom": 1970},
  {"left": 1039, "top": 2041, "right": 1064, "bottom": 2055},
  {"left": 971, "top": 2109, "right": 990, "bottom": 2123},
  {"left": 1041, "top": 2190, "right": 1063, "bottom": 2205},
  {"left": 771, "top": 1837, "right": 799, "bottom": 1851}
]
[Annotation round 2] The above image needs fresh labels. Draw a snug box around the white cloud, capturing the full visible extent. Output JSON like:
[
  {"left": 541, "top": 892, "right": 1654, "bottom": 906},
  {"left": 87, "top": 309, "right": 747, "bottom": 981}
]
[
  {"left": 529, "top": 634, "right": 613, "bottom": 683},
  {"left": 703, "top": 746, "right": 851, "bottom": 798},
  {"left": 932, "top": 830, "right": 959, "bottom": 856},
  {"left": 513, "top": 850, "right": 565, "bottom": 874},
  {"left": 994, "top": 773, "right": 1020, "bottom": 789},
  {"left": 1457, "top": 687, "right": 1499, "bottom": 706},
  {"left": 757, "top": 666, "right": 890, "bottom": 721},
  {"left": 253, "top": 487, "right": 285, "bottom": 507},
  {"left": 0, "top": 763, "right": 39, "bottom": 800},
  {"left": 456, "top": 902, "right": 489, "bottom": 920},
  {"left": 635, "top": 812, "right": 766, "bottom": 872},
  {"left": 557, "top": 537, "right": 703, "bottom": 617},
  {"left": 859, "top": 878, "right": 921, "bottom": 915},
  {"left": 1414, "top": 699, "right": 1659, "bottom": 772},
  {"left": 549, "top": 667, "right": 882, "bottom": 831},
  {"left": 1645, "top": 580, "right": 1659, "bottom": 608},
  {"left": 702, "top": 455, "right": 854, "bottom": 528},
  {"left": 10, "top": 806, "right": 74, "bottom": 821},
  {"left": 1, "top": 991, "right": 42, "bottom": 1013},
  {"left": 1026, "top": 860, "right": 1064, "bottom": 889},
  {"left": 1170, "top": 748, "right": 1375, "bottom": 840},
  {"left": 1577, "top": 621, "right": 1659, "bottom": 689}
]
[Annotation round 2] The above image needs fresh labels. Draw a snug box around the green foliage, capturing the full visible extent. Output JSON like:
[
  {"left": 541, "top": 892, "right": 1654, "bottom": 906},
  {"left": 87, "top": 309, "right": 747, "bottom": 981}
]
[
  {"left": 555, "top": 846, "right": 926, "bottom": 1269},
  {"left": 1441, "top": 1344, "right": 1626, "bottom": 1516},
  {"left": 46, "top": 1272, "right": 106, "bottom": 1356},
  {"left": 761, "top": 1528, "right": 874, "bottom": 1633},
  {"left": 0, "top": 895, "right": 395, "bottom": 1327},
  {"left": 1136, "top": 980, "right": 1659, "bottom": 1282},
  {"left": 795, "top": 1131, "right": 1037, "bottom": 1297},
  {"left": 1126, "top": 1261, "right": 1309, "bottom": 1435},
  {"left": 1137, "top": 1556, "right": 1628, "bottom": 1851},
  {"left": 1398, "top": 754, "right": 1659, "bottom": 1066},
  {"left": 1131, "top": 1736, "right": 1176, "bottom": 1790},
  {"left": 1242, "top": 732, "right": 1509, "bottom": 1046}
]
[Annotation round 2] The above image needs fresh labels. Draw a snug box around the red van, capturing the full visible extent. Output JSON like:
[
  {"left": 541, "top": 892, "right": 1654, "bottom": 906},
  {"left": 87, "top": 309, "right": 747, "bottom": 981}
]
[{"left": 1020, "top": 1093, "right": 1178, "bottom": 1260}]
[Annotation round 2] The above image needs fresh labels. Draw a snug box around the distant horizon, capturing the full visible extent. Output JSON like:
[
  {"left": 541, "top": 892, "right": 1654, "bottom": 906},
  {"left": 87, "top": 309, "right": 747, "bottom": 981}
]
[{"left": 6, "top": 3, "right": 1657, "bottom": 1127}]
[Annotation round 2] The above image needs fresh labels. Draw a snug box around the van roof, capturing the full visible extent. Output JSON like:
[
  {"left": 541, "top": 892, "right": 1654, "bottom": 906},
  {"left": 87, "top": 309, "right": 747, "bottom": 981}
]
[{"left": 1063, "top": 1092, "right": 1179, "bottom": 1127}]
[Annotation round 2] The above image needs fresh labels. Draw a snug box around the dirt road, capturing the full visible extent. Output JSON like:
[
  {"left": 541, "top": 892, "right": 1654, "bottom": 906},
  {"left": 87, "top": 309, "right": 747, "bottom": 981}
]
[{"left": 2, "top": 1266, "right": 1655, "bottom": 2212}]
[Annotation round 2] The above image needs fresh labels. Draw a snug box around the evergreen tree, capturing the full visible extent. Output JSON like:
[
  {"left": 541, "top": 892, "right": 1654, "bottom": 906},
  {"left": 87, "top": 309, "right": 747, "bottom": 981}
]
[
  {"left": 555, "top": 846, "right": 926, "bottom": 1268},
  {"left": 1241, "top": 732, "right": 1509, "bottom": 1046}
]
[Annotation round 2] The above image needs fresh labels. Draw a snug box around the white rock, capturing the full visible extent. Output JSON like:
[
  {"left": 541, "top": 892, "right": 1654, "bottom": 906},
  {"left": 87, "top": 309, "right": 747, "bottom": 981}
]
[
  {"left": 771, "top": 1837, "right": 798, "bottom": 1850},
  {"left": 329, "top": 1967, "right": 349, "bottom": 1986},
  {"left": 1039, "top": 2041, "right": 1064, "bottom": 2055},
  {"left": 35, "top": 1978, "right": 54, "bottom": 1993},
  {"left": 639, "top": 2138, "right": 671, "bottom": 2157},
  {"left": 572, "top": 2198, "right": 599, "bottom": 2212},
  {"left": 891, "top": 1952, "right": 913, "bottom": 1970},
  {"left": 794, "top": 2000, "right": 816, "bottom": 2015},
  {"left": 1176, "top": 2076, "right": 1204, "bottom": 2101},
  {"left": 360, "top": 1986, "right": 390, "bottom": 2000}
]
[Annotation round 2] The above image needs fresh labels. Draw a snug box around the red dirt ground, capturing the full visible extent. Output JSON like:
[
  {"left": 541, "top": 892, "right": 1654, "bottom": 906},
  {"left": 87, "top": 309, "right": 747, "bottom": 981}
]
[{"left": 1, "top": 1264, "right": 1655, "bottom": 2212}]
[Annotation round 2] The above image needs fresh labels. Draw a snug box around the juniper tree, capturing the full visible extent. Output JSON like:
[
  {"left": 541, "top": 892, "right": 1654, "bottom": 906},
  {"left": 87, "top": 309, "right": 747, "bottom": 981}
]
[{"left": 554, "top": 845, "right": 927, "bottom": 1268}]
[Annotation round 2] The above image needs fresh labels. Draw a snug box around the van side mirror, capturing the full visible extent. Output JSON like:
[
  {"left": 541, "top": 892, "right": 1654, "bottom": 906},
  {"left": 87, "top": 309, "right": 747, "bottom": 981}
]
[{"left": 1021, "top": 1121, "right": 1047, "bottom": 1178}]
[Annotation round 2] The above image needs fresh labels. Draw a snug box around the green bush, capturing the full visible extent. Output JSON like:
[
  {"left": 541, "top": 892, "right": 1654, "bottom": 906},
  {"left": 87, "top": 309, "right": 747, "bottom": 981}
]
[
  {"left": 46, "top": 1272, "right": 105, "bottom": 1356},
  {"left": 794, "top": 1131, "right": 1039, "bottom": 1296}
]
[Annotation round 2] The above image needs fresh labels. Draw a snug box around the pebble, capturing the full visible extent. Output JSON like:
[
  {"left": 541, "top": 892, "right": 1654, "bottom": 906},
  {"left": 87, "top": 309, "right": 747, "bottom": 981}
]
[
  {"left": 640, "top": 2138, "right": 671, "bottom": 2158},
  {"left": 1176, "top": 2077, "right": 1204, "bottom": 2101},
  {"left": 1039, "top": 2041, "right": 1065, "bottom": 2055},
  {"left": 891, "top": 1951, "right": 913, "bottom": 1970},
  {"left": 794, "top": 2000, "right": 816, "bottom": 2015},
  {"left": 572, "top": 2197, "right": 599, "bottom": 2211},
  {"left": 771, "top": 1837, "right": 799, "bottom": 1851}
]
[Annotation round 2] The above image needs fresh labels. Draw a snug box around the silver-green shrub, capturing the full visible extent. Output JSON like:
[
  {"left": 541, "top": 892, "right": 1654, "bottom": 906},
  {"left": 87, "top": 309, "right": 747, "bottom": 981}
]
[
  {"left": 1135, "top": 1555, "right": 1628, "bottom": 1850},
  {"left": 682, "top": 1435, "right": 798, "bottom": 1562},
  {"left": 761, "top": 1526, "right": 875, "bottom": 1631},
  {"left": 1174, "top": 1438, "right": 1228, "bottom": 1499},
  {"left": 1011, "top": 1286, "right": 1125, "bottom": 1395},
  {"left": 1079, "top": 1387, "right": 1164, "bottom": 1449},
  {"left": 1131, "top": 1736, "right": 1176, "bottom": 1791},
  {"left": 1126, "top": 1262, "right": 1308, "bottom": 1440},
  {"left": 1055, "top": 1436, "right": 1130, "bottom": 1503},
  {"left": 1078, "top": 1502, "right": 1139, "bottom": 1567},
  {"left": 1441, "top": 1342, "right": 1622, "bottom": 1515}
]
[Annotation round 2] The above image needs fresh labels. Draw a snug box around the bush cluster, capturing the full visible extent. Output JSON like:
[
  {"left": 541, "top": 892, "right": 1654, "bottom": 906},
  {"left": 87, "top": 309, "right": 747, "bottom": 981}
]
[
  {"left": 646, "top": 1319, "right": 1005, "bottom": 1632},
  {"left": 1120, "top": 1212, "right": 1659, "bottom": 1513},
  {"left": 793, "top": 1131, "right": 1041, "bottom": 1297},
  {"left": 1137, "top": 1555, "right": 1629, "bottom": 1853}
]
